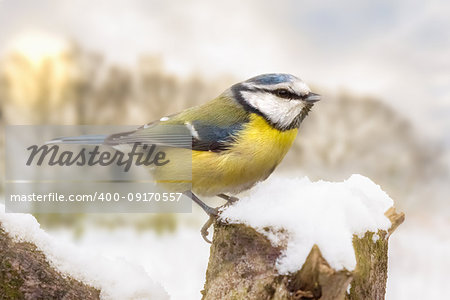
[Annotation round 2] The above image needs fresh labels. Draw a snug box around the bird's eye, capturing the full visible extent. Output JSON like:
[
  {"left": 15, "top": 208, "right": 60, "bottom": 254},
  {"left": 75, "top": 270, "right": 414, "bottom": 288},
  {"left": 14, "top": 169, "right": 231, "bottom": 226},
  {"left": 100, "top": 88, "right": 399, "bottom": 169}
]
[{"left": 275, "top": 89, "right": 291, "bottom": 98}]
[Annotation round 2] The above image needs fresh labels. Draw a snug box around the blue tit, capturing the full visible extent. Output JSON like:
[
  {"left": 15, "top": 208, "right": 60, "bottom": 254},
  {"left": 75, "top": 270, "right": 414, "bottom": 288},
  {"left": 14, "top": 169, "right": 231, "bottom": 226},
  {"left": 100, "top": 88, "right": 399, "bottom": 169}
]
[{"left": 52, "top": 73, "right": 320, "bottom": 242}]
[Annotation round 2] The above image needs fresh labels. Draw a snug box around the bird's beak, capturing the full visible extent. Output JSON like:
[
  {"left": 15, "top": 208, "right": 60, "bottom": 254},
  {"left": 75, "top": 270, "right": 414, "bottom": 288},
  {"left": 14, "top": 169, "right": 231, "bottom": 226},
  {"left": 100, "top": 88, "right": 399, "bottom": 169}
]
[{"left": 304, "top": 92, "right": 321, "bottom": 103}]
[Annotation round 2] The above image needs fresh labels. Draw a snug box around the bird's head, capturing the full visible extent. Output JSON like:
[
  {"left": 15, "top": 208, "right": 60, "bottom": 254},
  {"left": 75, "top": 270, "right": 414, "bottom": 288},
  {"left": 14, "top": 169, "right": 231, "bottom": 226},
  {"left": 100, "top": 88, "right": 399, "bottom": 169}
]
[{"left": 231, "top": 73, "right": 320, "bottom": 130}]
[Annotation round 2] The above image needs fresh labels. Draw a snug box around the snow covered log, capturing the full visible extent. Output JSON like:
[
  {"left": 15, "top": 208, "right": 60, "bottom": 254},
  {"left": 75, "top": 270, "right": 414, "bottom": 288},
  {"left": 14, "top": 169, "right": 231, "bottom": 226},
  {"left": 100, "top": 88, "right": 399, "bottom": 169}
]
[
  {"left": 0, "top": 225, "right": 100, "bottom": 299},
  {"left": 202, "top": 175, "right": 405, "bottom": 300},
  {"left": 0, "top": 204, "right": 169, "bottom": 299}
]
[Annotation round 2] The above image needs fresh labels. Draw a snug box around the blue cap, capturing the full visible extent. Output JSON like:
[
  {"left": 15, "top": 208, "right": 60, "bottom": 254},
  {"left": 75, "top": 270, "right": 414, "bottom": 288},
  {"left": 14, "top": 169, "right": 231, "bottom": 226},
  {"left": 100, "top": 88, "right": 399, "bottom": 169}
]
[{"left": 247, "top": 73, "right": 298, "bottom": 85}]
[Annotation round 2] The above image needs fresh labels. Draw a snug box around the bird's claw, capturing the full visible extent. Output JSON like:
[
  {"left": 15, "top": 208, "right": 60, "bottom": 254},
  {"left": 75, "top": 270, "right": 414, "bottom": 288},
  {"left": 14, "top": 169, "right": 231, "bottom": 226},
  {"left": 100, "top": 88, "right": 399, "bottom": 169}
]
[
  {"left": 201, "top": 215, "right": 217, "bottom": 244},
  {"left": 205, "top": 206, "right": 219, "bottom": 218}
]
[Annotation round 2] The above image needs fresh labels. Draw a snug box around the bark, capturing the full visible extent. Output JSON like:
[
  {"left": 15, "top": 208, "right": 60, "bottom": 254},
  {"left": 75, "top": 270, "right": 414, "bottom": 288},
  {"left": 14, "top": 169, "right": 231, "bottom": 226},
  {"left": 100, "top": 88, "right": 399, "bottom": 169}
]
[
  {"left": 0, "top": 223, "right": 100, "bottom": 300},
  {"left": 202, "top": 207, "right": 404, "bottom": 300}
]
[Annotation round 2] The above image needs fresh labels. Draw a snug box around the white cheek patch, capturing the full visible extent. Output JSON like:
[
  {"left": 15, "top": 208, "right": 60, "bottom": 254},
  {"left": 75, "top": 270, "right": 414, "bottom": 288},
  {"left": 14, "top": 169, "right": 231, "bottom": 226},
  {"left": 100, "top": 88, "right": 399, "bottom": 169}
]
[{"left": 242, "top": 91, "right": 305, "bottom": 128}]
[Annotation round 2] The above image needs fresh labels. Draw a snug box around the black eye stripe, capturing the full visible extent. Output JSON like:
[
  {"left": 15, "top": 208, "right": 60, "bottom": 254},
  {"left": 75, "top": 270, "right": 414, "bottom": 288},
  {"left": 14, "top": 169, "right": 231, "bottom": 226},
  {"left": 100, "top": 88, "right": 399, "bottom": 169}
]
[
  {"left": 232, "top": 85, "right": 305, "bottom": 102},
  {"left": 268, "top": 88, "right": 303, "bottom": 100}
]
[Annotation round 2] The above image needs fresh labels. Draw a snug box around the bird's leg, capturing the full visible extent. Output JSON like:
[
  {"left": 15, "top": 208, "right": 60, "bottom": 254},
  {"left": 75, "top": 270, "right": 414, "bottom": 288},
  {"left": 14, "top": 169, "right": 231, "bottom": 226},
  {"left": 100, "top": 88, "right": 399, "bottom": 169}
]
[
  {"left": 184, "top": 191, "right": 218, "bottom": 217},
  {"left": 191, "top": 194, "right": 241, "bottom": 243},
  {"left": 217, "top": 193, "right": 239, "bottom": 204},
  {"left": 183, "top": 191, "right": 218, "bottom": 243}
]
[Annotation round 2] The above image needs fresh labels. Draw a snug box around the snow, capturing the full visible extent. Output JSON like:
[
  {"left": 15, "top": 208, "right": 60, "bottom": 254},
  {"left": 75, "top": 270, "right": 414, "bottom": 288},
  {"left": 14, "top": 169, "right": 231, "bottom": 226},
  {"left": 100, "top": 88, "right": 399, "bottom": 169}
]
[
  {"left": 2, "top": 175, "right": 448, "bottom": 300},
  {"left": 219, "top": 174, "right": 393, "bottom": 273},
  {"left": 0, "top": 204, "right": 169, "bottom": 300},
  {"left": 40, "top": 213, "right": 450, "bottom": 300},
  {"left": 49, "top": 227, "right": 210, "bottom": 300}
]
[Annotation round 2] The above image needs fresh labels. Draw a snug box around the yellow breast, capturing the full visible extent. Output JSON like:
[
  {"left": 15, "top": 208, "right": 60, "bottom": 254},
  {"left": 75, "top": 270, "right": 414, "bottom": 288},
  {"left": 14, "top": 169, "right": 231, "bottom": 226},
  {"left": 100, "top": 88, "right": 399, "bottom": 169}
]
[{"left": 191, "top": 114, "right": 298, "bottom": 196}]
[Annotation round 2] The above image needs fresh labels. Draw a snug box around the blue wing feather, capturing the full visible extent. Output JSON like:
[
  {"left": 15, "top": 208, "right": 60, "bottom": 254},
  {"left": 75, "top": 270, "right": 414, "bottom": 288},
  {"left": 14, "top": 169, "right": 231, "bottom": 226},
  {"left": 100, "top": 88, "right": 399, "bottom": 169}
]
[{"left": 105, "top": 121, "right": 245, "bottom": 152}]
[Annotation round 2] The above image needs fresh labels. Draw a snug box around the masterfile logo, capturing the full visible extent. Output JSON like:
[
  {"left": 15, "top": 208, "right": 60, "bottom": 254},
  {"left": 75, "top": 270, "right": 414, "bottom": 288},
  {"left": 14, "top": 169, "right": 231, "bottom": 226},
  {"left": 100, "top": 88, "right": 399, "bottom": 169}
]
[{"left": 4, "top": 125, "right": 192, "bottom": 214}]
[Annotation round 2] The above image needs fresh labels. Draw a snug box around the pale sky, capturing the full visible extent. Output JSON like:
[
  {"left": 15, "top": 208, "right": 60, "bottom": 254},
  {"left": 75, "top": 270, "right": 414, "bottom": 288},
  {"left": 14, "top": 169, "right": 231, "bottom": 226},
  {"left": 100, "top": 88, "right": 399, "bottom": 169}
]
[{"left": 1, "top": 0, "right": 449, "bottom": 142}]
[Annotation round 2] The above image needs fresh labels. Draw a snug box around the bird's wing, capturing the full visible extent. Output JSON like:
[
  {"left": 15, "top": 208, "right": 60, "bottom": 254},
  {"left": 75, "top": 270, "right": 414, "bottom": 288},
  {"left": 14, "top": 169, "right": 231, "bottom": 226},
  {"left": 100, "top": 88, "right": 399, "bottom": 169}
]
[
  {"left": 105, "top": 121, "right": 245, "bottom": 152},
  {"left": 106, "top": 96, "right": 249, "bottom": 152}
]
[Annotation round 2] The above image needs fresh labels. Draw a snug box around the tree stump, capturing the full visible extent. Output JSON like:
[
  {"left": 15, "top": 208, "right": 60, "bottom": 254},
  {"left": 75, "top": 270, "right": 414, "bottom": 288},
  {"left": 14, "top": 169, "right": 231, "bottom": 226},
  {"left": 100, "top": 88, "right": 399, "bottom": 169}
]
[
  {"left": 202, "top": 207, "right": 404, "bottom": 300},
  {"left": 0, "top": 224, "right": 100, "bottom": 300}
]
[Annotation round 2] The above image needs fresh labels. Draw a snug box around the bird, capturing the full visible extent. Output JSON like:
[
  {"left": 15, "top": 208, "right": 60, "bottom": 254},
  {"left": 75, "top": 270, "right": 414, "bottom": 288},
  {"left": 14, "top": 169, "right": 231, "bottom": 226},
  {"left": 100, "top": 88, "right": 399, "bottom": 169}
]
[{"left": 49, "top": 73, "right": 320, "bottom": 242}]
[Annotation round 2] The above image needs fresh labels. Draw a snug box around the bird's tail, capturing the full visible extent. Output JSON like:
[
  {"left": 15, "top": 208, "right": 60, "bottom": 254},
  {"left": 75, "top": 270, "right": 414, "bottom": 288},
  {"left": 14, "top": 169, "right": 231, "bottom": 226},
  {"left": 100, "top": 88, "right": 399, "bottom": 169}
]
[{"left": 46, "top": 135, "right": 108, "bottom": 145}]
